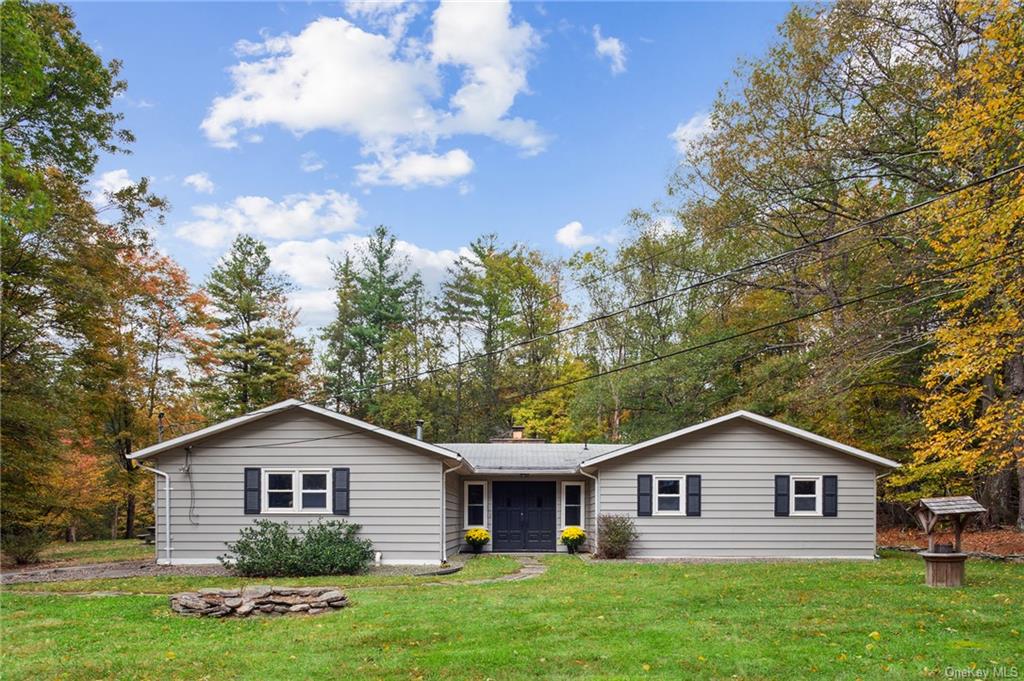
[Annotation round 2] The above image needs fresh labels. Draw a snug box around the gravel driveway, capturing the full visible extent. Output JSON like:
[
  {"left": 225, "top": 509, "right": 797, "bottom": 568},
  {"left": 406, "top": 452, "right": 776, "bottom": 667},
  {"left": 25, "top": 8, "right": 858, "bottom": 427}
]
[{"left": 1, "top": 560, "right": 229, "bottom": 585}]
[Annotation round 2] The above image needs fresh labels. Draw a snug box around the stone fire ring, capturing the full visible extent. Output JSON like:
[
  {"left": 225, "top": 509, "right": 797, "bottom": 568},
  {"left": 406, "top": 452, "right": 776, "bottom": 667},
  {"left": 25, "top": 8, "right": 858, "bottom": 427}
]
[{"left": 170, "top": 586, "right": 348, "bottom": 617}]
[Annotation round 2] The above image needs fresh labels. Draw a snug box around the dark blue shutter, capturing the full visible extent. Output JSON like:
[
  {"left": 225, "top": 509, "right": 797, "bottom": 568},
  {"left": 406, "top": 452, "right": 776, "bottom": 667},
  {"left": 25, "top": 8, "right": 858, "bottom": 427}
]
[
  {"left": 823, "top": 475, "right": 838, "bottom": 517},
  {"left": 686, "top": 475, "right": 701, "bottom": 517},
  {"left": 637, "top": 475, "right": 652, "bottom": 516},
  {"left": 774, "top": 475, "right": 790, "bottom": 517},
  {"left": 244, "top": 468, "right": 261, "bottom": 514},
  {"left": 332, "top": 468, "right": 350, "bottom": 515}
]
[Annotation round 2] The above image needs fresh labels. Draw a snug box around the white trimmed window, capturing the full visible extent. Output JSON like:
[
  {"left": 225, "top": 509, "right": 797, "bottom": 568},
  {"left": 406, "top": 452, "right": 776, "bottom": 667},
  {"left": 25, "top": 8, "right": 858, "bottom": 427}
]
[
  {"left": 654, "top": 477, "right": 682, "bottom": 514},
  {"left": 464, "top": 481, "right": 487, "bottom": 528},
  {"left": 791, "top": 476, "right": 821, "bottom": 516},
  {"left": 263, "top": 469, "right": 329, "bottom": 513},
  {"left": 562, "top": 482, "right": 584, "bottom": 528}
]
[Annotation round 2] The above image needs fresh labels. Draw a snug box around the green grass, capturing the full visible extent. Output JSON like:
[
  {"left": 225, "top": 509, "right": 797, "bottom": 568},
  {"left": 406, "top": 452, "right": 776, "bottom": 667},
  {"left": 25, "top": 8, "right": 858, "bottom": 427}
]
[
  {"left": 34, "top": 539, "right": 154, "bottom": 566},
  {"left": 2, "top": 553, "right": 1021, "bottom": 680},
  {"left": 4, "top": 554, "right": 521, "bottom": 594}
]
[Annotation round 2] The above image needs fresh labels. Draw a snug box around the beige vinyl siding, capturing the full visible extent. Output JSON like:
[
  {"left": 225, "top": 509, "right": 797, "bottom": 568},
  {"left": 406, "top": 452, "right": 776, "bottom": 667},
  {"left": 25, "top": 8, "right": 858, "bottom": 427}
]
[
  {"left": 595, "top": 420, "right": 879, "bottom": 558},
  {"left": 154, "top": 410, "right": 444, "bottom": 564}
]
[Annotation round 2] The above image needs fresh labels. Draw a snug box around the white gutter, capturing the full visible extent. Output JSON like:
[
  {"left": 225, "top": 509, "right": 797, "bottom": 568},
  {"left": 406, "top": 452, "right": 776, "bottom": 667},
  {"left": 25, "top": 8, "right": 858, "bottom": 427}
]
[
  {"left": 441, "top": 461, "right": 465, "bottom": 563},
  {"left": 578, "top": 466, "right": 599, "bottom": 552},
  {"left": 138, "top": 464, "right": 172, "bottom": 564}
]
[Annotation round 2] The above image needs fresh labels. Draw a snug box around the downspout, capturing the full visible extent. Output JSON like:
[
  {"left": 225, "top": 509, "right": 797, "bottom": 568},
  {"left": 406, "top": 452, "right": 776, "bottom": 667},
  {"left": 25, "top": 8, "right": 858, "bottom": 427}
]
[
  {"left": 138, "top": 463, "right": 172, "bottom": 565},
  {"left": 441, "top": 460, "right": 465, "bottom": 563},
  {"left": 578, "top": 466, "right": 599, "bottom": 553}
]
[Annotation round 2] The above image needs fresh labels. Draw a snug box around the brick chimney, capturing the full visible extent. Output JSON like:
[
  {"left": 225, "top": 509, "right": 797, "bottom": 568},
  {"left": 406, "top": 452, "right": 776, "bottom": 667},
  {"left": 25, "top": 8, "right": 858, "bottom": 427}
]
[{"left": 511, "top": 425, "right": 525, "bottom": 440}]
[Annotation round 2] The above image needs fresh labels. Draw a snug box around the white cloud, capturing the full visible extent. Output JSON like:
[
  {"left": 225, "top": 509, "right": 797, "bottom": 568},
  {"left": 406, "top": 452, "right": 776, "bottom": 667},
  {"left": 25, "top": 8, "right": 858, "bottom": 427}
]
[
  {"left": 268, "top": 235, "right": 472, "bottom": 329},
  {"left": 592, "top": 25, "right": 626, "bottom": 75},
  {"left": 202, "top": 1, "right": 545, "bottom": 187},
  {"left": 670, "top": 112, "right": 712, "bottom": 153},
  {"left": 94, "top": 168, "right": 134, "bottom": 195},
  {"left": 356, "top": 148, "right": 473, "bottom": 187},
  {"left": 175, "top": 190, "right": 361, "bottom": 249},
  {"left": 554, "top": 220, "right": 621, "bottom": 250},
  {"left": 300, "top": 152, "right": 326, "bottom": 173},
  {"left": 183, "top": 172, "right": 215, "bottom": 194},
  {"left": 345, "top": 0, "right": 423, "bottom": 40}
]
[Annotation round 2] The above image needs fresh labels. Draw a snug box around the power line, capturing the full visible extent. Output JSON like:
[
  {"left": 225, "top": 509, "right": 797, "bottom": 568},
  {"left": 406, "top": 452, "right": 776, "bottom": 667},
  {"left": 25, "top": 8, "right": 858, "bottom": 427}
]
[
  {"left": 508, "top": 247, "right": 1022, "bottom": 401},
  {"left": 345, "top": 164, "right": 1023, "bottom": 394}
]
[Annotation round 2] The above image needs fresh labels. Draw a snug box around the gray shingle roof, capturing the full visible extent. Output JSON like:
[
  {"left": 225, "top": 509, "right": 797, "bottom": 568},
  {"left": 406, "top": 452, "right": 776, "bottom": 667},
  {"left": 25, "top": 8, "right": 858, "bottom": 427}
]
[
  {"left": 914, "top": 496, "right": 987, "bottom": 516},
  {"left": 440, "top": 443, "right": 623, "bottom": 472}
]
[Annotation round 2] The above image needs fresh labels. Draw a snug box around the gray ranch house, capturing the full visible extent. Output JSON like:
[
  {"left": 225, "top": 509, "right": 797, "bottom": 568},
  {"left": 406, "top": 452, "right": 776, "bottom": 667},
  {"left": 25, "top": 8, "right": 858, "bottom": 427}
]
[{"left": 129, "top": 399, "right": 899, "bottom": 565}]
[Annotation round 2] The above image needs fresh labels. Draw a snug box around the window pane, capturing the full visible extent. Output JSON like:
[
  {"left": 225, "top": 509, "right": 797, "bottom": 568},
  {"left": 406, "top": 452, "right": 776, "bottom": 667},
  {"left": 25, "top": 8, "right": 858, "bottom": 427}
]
[
  {"left": 794, "top": 480, "right": 816, "bottom": 495},
  {"left": 467, "top": 506, "right": 484, "bottom": 526},
  {"left": 565, "top": 485, "right": 581, "bottom": 505},
  {"left": 795, "top": 496, "right": 817, "bottom": 511},
  {"left": 565, "top": 507, "right": 581, "bottom": 526},
  {"left": 268, "top": 473, "right": 293, "bottom": 490},
  {"left": 268, "top": 492, "right": 293, "bottom": 508},
  {"left": 302, "top": 492, "right": 327, "bottom": 509},
  {"left": 302, "top": 473, "right": 327, "bottom": 491},
  {"left": 658, "top": 479, "right": 680, "bottom": 495},
  {"left": 658, "top": 496, "right": 680, "bottom": 511},
  {"left": 468, "top": 484, "right": 484, "bottom": 505}
]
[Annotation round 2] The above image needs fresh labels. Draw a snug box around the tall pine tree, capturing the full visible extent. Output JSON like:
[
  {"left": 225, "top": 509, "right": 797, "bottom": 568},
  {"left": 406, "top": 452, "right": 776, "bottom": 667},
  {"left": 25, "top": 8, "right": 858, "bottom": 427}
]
[{"left": 199, "top": 234, "right": 310, "bottom": 418}]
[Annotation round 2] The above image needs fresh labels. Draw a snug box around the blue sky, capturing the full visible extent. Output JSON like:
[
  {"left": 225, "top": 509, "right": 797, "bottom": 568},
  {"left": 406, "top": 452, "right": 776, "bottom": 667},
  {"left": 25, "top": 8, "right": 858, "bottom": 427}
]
[{"left": 73, "top": 1, "right": 791, "bottom": 331}]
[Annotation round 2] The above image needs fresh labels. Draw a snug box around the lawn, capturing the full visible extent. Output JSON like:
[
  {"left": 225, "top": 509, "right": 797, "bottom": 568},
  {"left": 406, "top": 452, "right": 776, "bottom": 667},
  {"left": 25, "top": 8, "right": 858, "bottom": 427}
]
[
  {"left": 4, "top": 554, "right": 522, "bottom": 594},
  {"left": 14, "top": 539, "right": 155, "bottom": 567},
  {"left": 2, "top": 553, "right": 1021, "bottom": 680}
]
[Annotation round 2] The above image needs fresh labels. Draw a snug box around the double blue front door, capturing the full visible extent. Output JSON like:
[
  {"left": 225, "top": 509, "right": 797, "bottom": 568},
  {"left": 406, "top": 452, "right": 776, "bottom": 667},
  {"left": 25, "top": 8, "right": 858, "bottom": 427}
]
[{"left": 492, "top": 481, "right": 557, "bottom": 552}]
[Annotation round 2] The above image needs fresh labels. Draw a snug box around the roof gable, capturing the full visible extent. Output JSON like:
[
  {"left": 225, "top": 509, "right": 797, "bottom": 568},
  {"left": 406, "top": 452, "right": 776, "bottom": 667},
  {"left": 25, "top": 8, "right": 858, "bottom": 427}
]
[
  {"left": 129, "top": 399, "right": 464, "bottom": 465},
  {"left": 580, "top": 411, "right": 900, "bottom": 470}
]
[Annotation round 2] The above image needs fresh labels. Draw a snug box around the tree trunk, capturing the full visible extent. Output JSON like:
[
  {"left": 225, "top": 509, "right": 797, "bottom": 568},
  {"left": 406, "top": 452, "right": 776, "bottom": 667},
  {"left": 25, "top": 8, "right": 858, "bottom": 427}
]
[
  {"left": 65, "top": 525, "right": 76, "bottom": 543},
  {"left": 110, "top": 502, "right": 119, "bottom": 540},
  {"left": 1017, "top": 456, "right": 1024, "bottom": 531},
  {"left": 124, "top": 493, "right": 136, "bottom": 540}
]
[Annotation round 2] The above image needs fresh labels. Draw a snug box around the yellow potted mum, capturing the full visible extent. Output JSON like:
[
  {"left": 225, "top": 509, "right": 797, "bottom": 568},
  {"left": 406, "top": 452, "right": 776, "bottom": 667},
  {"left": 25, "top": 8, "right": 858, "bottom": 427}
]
[
  {"left": 560, "top": 527, "right": 586, "bottom": 554},
  {"left": 465, "top": 528, "right": 491, "bottom": 554}
]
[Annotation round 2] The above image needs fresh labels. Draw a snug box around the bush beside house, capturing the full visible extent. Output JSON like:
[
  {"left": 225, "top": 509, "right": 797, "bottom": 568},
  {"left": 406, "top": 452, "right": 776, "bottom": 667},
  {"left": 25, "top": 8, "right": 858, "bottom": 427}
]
[{"left": 220, "top": 519, "right": 374, "bottom": 577}]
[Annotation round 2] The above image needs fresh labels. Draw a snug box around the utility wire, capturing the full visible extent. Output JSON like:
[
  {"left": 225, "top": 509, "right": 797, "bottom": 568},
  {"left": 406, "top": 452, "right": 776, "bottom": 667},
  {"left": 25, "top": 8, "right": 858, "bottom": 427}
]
[
  {"left": 346, "top": 165, "right": 1023, "bottom": 394},
  {"left": 508, "top": 247, "right": 1023, "bottom": 401}
]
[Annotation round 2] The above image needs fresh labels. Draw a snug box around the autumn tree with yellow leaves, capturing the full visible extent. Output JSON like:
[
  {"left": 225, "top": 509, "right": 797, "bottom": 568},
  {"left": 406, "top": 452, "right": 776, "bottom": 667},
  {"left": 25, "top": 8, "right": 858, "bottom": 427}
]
[{"left": 908, "top": 1, "right": 1024, "bottom": 527}]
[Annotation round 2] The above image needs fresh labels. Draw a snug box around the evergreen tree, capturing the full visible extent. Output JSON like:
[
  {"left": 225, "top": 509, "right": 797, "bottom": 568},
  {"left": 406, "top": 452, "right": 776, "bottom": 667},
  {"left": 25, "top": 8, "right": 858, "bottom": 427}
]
[{"left": 199, "top": 234, "right": 310, "bottom": 418}]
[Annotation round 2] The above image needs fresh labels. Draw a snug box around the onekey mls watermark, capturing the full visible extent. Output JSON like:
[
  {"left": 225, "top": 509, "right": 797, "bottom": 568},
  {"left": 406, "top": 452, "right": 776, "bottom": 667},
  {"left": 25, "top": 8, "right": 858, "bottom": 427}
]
[{"left": 945, "top": 666, "right": 1019, "bottom": 679}]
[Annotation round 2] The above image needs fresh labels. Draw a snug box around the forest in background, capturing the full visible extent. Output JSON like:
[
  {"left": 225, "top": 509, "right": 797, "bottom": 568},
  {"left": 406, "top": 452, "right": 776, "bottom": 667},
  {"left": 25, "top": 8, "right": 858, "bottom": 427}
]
[{"left": 2, "top": 0, "right": 1022, "bottom": 558}]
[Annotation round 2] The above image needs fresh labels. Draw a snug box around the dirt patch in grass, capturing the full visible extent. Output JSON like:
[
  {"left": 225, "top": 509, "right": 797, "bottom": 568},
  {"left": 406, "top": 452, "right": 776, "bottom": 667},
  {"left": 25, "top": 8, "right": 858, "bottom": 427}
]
[{"left": 878, "top": 526, "right": 1024, "bottom": 555}]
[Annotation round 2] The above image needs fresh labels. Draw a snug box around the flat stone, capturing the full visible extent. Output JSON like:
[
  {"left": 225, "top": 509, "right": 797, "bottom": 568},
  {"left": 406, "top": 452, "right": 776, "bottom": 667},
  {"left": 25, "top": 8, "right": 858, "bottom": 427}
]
[
  {"left": 241, "top": 586, "right": 273, "bottom": 600},
  {"left": 236, "top": 602, "right": 255, "bottom": 616},
  {"left": 289, "top": 603, "right": 311, "bottom": 612},
  {"left": 259, "top": 604, "right": 276, "bottom": 613},
  {"left": 327, "top": 599, "right": 347, "bottom": 608},
  {"left": 272, "top": 605, "right": 290, "bottom": 613},
  {"left": 309, "top": 608, "right": 327, "bottom": 615},
  {"left": 224, "top": 597, "right": 243, "bottom": 608},
  {"left": 271, "top": 587, "right": 295, "bottom": 595},
  {"left": 315, "top": 590, "right": 344, "bottom": 602},
  {"left": 206, "top": 607, "right": 232, "bottom": 618},
  {"left": 199, "top": 588, "right": 239, "bottom": 597},
  {"left": 175, "top": 595, "right": 209, "bottom": 610}
]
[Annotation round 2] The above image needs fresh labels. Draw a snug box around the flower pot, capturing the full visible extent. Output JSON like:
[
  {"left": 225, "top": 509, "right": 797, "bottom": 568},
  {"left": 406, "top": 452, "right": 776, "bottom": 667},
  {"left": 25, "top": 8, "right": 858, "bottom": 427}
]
[
  {"left": 567, "top": 545, "right": 576, "bottom": 554},
  {"left": 471, "top": 544, "right": 483, "bottom": 554}
]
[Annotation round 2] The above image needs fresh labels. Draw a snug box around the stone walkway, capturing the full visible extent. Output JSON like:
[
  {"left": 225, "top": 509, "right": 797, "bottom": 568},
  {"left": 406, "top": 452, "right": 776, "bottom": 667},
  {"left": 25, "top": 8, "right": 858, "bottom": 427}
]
[{"left": 2, "top": 554, "right": 551, "bottom": 597}]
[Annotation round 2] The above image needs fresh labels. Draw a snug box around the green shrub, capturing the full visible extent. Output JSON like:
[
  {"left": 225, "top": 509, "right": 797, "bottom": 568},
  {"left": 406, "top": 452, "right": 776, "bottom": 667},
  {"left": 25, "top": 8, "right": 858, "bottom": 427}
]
[
  {"left": 1, "top": 526, "right": 50, "bottom": 565},
  {"left": 298, "top": 520, "right": 374, "bottom": 576},
  {"left": 596, "top": 514, "right": 637, "bottom": 559},
  {"left": 220, "top": 519, "right": 373, "bottom": 577}
]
